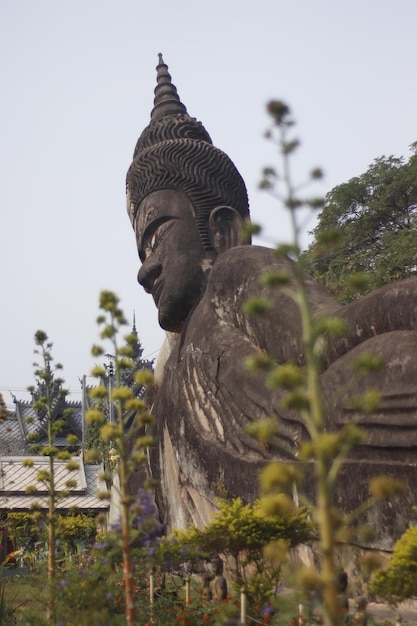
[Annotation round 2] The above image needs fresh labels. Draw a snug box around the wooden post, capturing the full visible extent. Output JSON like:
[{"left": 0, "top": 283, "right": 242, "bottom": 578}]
[
  {"left": 240, "top": 587, "right": 247, "bottom": 624},
  {"left": 149, "top": 572, "right": 154, "bottom": 624},
  {"left": 149, "top": 572, "right": 154, "bottom": 606},
  {"left": 299, "top": 603, "right": 304, "bottom": 626},
  {"left": 185, "top": 576, "right": 191, "bottom": 605}
]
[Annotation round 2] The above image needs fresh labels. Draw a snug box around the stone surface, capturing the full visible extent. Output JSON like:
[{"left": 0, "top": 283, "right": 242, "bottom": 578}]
[{"left": 126, "top": 55, "right": 417, "bottom": 547}]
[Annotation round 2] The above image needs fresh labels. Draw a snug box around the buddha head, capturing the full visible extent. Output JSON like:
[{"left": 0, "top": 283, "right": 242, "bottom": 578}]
[{"left": 126, "top": 54, "right": 250, "bottom": 332}]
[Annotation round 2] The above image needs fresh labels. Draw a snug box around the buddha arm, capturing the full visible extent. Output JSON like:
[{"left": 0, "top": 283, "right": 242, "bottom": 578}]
[{"left": 326, "top": 277, "right": 417, "bottom": 366}]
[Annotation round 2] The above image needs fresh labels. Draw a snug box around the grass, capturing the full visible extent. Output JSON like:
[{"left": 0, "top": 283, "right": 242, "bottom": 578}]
[
  {"left": 1, "top": 568, "right": 47, "bottom": 623},
  {"left": 0, "top": 566, "right": 399, "bottom": 626}
]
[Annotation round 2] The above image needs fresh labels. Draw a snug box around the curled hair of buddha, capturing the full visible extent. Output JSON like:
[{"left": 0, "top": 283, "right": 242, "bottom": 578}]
[
  {"left": 127, "top": 138, "right": 249, "bottom": 248},
  {"left": 126, "top": 54, "right": 249, "bottom": 250}
]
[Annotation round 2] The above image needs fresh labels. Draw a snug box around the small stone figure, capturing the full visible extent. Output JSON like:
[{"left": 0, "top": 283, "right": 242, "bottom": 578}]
[
  {"left": 211, "top": 558, "right": 227, "bottom": 602},
  {"left": 337, "top": 571, "right": 349, "bottom": 620},
  {"left": 202, "top": 572, "right": 213, "bottom": 600}
]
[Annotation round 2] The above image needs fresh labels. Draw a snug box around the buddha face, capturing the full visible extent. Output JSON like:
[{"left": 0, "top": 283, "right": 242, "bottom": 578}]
[{"left": 135, "top": 189, "right": 215, "bottom": 332}]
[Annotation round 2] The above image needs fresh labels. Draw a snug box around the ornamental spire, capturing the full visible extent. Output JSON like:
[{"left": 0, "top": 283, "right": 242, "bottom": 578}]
[
  {"left": 131, "top": 311, "right": 141, "bottom": 360},
  {"left": 150, "top": 53, "right": 187, "bottom": 122}
]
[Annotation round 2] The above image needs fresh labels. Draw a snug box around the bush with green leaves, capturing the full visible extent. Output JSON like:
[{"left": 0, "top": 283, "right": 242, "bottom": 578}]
[
  {"left": 167, "top": 497, "right": 311, "bottom": 610},
  {"left": 7, "top": 512, "right": 96, "bottom": 560},
  {"left": 370, "top": 524, "right": 417, "bottom": 604}
]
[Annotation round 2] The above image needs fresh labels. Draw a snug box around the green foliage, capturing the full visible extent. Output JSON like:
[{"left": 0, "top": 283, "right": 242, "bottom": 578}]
[
  {"left": 266, "top": 363, "right": 305, "bottom": 390},
  {"left": 52, "top": 566, "right": 127, "bottom": 625},
  {"left": 170, "top": 498, "right": 311, "bottom": 608},
  {"left": 88, "top": 291, "right": 156, "bottom": 626},
  {"left": 8, "top": 558, "right": 286, "bottom": 626},
  {"left": 86, "top": 292, "right": 155, "bottom": 457},
  {"left": 260, "top": 461, "right": 303, "bottom": 493},
  {"left": 303, "top": 152, "right": 417, "bottom": 301},
  {"left": 245, "top": 417, "right": 277, "bottom": 446},
  {"left": 353, "top": 353, "right": 384, "bottom": 376},
  {"left": 216, "top": 498, "right": 309, "bottom": 551},
  {"left": 25, "top": 330, "right": 80, "bottom": 621},
  {"left": 7, "top": 511, "right": 97, "bottom": 563},
  {"left": 260, "top": 270, "right": 291, "bottom": 287},
  {"left": 7, "top": 513, "right": 35, "bottom": 549},
  {"left": 0, "top": 582, "right": 18, "bottom": 626},
  {"left": 370, "top": 524, "right": 417, "bottom": 603},
  {"left": 368, "top": 475, "right": 404, "bottom": 500},
  {"left": 173, "top": 497, "right": 311, "bottom": 557},
  {"left": 253, "top": 100, "right": 399, "bottom": 626},
  {"left": 55, "top": 514, "right": 97, "bottom": 552},
  {"left": 242, "top": 296, "right": 272, "bottom": 315}
]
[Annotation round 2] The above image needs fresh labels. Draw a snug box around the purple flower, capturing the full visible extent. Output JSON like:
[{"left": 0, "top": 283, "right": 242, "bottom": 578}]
[{"left": 263, "top": 604, "right": 274, "bottom": 616}]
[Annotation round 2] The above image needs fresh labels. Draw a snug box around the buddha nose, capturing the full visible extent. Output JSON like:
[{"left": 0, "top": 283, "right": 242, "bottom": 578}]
[{"left": 138, "top": 259, "right": 162, "bottom": 293}]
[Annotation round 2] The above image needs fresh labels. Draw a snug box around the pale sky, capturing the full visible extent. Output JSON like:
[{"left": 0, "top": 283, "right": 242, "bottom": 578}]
[{"left": 1, "top": 0, "right": 416, "bottom": 408}]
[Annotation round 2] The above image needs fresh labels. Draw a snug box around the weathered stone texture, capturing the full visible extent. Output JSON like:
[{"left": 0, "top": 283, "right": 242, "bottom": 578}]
[{"left": 127, "top": 56, "right": 417, "bottom": 548}]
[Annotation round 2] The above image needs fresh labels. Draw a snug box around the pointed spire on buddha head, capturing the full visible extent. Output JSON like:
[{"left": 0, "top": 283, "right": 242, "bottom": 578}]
[
  {"left": 131, "top": 53, "right": 212, "bottom": 158},
  {"left": 150, "top": 53, "right": 188, "bottom": 121}
]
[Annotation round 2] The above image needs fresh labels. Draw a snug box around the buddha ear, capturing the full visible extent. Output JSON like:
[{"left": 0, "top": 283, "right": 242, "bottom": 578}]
[{"left": 208, "top": 206, "right": 245, "bottom": 254}]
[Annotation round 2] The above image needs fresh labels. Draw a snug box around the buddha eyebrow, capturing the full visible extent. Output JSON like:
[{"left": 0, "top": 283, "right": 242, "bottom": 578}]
[
  {"left": 139, "top": 216, "right": 177, "bottom": 260},
  {"left": 142, "top": 216, "right": 175, "bottom": 242}
]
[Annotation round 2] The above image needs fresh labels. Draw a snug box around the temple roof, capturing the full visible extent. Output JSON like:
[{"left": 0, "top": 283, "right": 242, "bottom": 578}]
[
  {"left": 0, "top": 456, "right": 108, "bottom": 512},
  {"left": 0, "top": 413, "right": 25, "bottom": 456},
  {"left": 0, "top": 398, "right": 84, "bottom": 456}
]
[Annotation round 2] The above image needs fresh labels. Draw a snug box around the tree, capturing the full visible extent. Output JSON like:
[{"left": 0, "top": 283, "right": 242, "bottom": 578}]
[
  {"left": 303, "top": 148, "right": 417, "bottom": 302},
  {"left": 250, "top": 101, "right": 403, "bottom": 626},
  {"left": 86, "top": 290, "right": 155, "bottom": 626},
  {"left": 84, "top": 315, "right": 153, "bottom": 467},
  {"left": 25, "top": 330, "right": 79, "bottom": 621}
]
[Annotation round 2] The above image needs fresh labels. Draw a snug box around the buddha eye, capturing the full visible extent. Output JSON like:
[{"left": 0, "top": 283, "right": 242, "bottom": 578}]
[
  {"left": 143, "top": 219, "right": 175, "bottom": 260},
  {"left": 151, "top": 221, "right": 172, "bottom": 250},
  {"left": 143, "top": 231, "right": 159, "bottom": 259}
]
